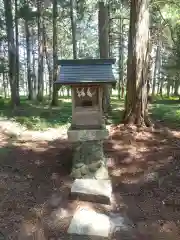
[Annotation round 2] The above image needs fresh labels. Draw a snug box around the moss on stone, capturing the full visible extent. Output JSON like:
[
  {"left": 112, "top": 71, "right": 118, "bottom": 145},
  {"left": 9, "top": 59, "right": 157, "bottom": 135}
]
[{"left": 71, "top": 140, "right": 109, "bottom": 179}]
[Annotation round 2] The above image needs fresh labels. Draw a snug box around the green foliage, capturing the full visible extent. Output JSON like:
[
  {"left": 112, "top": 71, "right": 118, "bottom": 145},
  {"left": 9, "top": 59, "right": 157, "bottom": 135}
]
[
  {"left": 151, "top": 99, "right": 180, "bottom": 127},
  {"left": 1, "top": 95, "right": 180, "bottom": 130},
  {"left": 107, "top": 97, "right": 124, "bottom": 125},
  {"left": 0, "top": 98, "right": 72, "bottom": 130},
  {"left": 18, "top": 4, "right": 38, "bottom": 21},
  {"left": 0, "top": 97, "right": 5, "bottom": 107}
]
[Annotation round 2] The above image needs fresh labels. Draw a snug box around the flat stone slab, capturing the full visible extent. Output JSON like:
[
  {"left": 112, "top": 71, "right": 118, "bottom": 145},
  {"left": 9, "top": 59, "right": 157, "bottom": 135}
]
[
  {"left": 68, "top": 207, "right": 134, "bottom": 239},
  {"left": 70, "top": 179, "right": 112, "bottom": 204},
  {"left": 68, "top": 208, "right": 110, "bottom": 238}
]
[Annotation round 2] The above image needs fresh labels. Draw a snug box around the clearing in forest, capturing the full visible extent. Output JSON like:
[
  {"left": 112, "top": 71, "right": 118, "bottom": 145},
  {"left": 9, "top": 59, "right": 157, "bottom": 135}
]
[{"left": 0, "top": 98, "right": 180, "bottom": 239}]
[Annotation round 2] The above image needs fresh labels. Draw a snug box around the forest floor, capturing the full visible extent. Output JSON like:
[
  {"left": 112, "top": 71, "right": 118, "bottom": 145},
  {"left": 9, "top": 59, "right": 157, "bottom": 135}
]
[{"left": 1, "top": 97, "right": 180, "bottom": 239}]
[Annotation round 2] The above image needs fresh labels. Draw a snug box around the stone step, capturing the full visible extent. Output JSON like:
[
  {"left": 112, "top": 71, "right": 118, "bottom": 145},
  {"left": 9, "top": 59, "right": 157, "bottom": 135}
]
[
  {"left": 67, "top": 206, "right": 134, "bottom": 239},
  {"left": 70, "top": 179, "right": 112, "bottom": 205}
]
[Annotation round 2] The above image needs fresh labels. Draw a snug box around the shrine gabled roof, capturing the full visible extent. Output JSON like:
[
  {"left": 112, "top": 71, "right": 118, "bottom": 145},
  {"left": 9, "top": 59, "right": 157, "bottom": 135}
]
[{"left": 54, "top": 58, "right": 116, "bottom": 85}]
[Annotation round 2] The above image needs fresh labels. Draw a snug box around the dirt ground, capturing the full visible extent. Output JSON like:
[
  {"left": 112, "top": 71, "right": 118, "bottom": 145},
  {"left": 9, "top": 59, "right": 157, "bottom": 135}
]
[{"left": 1, "top": 120, "right": 180, "bottom": 239}]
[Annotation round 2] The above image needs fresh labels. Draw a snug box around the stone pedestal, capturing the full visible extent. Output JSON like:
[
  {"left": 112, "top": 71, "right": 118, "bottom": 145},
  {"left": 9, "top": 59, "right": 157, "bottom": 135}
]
[{"left": 68, "top": 127, "right": 109, "bottom": 179}]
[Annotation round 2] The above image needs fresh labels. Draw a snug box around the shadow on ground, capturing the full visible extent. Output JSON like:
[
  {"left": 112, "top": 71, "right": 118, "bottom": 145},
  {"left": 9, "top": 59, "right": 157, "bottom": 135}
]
[
  {"left": 105, "top": 124, "right": 180, "bottom": 239},
  {"left": 1, "top": 122, "right": 180, "bottom": 239},
  {"left": 1, "top": 95, "right": 180, "bottom": 239},
  {"left": 0, "top": 133, "right": 75, "bottom": 239},
  {"left": 107, "top": 97, "right": 124, "bottom": 125}
]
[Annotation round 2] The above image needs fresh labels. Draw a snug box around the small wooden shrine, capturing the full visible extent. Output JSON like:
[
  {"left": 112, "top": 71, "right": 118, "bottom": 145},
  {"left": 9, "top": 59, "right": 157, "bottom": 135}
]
[{"left": 55, "top": 58, "right": 116, "bottom": 179}]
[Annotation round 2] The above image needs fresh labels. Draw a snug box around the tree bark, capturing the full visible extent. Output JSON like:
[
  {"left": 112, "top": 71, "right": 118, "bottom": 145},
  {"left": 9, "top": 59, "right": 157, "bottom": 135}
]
[
  {"left": 51, "top": 0, "right": 59, "bottom": 106},
  {"left": 152, "top": 43, "right": 160, "bottom": 97},
  {"left": 32, "top": 29, "right": 37, "bottom": 99},
  {"left": 70, "top": 0, "right": 77, "bottom": 59},
  {"left": 2, "top": 71, "right": 7, "bottom": 98},
  {"left": 166, "top": 78, "right": 171, "bottom": 98},
  {"left": 43, "top": 27, "right": 53, "bottom": 99},
  {"left": 25, "top": 20, "right": 33, "bottom": 100},
  {"left": 118, "top": 14, "right": 124, "bottom": 100},
  {"left": 98, "top": 1, "right": 111, "bottom": 114},
  {"left": 37, "top": 0, "right": 44, "bottom": 102},
  {"left": 174, "top": 74, "right": 180, "bottom": 96},
  {"left": 15, "top": 0, "right": 20, "bottom": 101},
  {"left": 159, "top": 78, "right": 164, "bottom": 97},
  {"left": 123, "top": 0, "right": 151, "bottom": 127},
  {"left": 3, "top": 0, "right": 20, "bottom": 107}
]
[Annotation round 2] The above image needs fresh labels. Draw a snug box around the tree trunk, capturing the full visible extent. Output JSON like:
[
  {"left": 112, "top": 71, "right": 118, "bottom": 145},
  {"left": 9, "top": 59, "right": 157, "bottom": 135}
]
[
  {"left": 32, "top": 29, "right": 37, "bottom": 99},
  {"left": 166, "top": 78, "right": 171, "bottom": 98},
  {"left": 51, "top": 0, "right": 59, "bottom": 106},
  {"left": 159, "top": 78, "right": 164, "bottom": 97},
  {"left": 98, "top": 1, "right": 111, "bottom": 114},
  {"left": 174, "top": 74, "right": 179, "bottom": 96},
  {"left": 152, "top": 43, "right": 160, "bottom": 97},
  {"left": 67, "top": 87, "right": 70, "bottom": 97},
  {"left": 15, "top": 0, "right": 20, "bottom": 101},
  {"left": 70, "top": 0, "right": 77, "bottom": 59},
  {"left": 37, "top": 0, "right": 44, "bottom": 102},
  {"left": 43, "top": 26, "right": 53, "bottom": 99},
  {"left": 123, "top": 0, "right": 151, "bottom": 127},
  {"left": 118, "top": 14, "right": 124, "bottom": 100},
  {"left": 108, "top": 4, "right": 112, "bottom": 58},
  {"left": 2, "top": 72, "right": 7, "bottom": 99},
  {"left": 3, "top": 0, "right": 20, "bottom": 107},
  {"left": 25, "top": 20, "right": 33, "bottom": 100}
]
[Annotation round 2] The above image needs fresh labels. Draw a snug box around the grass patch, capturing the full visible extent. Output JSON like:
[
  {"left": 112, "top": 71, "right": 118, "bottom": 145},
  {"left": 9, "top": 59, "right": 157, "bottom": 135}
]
[
  {"left": 0, "top": 98, "right": 72, "bottom": 130},
  {"left": 109, "top": 97, "right": 180, "bottom": 128},
  {"left": 150, "top": 101, "right": 180, "bottom": 127},
  {"left": 0, "top": 96, "right": 124, "bottom": 130},
  {"left": 107, "top": 97, "right": 124, "bottom": 125},
  {"left": 1, "top": 96, "right": 180, "bottom": 130}
]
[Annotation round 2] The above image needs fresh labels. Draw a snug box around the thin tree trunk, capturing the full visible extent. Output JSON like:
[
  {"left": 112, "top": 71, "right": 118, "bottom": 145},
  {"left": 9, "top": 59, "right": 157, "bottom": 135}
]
[
  {"left": 2, "top": 72, "right": 7, "bottom": 98},
  {"left": 51, "top": 0, "right": 59, "bottom": 106},
  {"left": 25, "top": 20, "right": 33, "bottom": 100},
  {"left": 98, "top": 1, "right": 111, "bottom": 114},
  {"left": 166, "top": 78, "right": 171, "bottom": 98},
  {"left": 160, "top": 78, "right": 164, "bottom": 97},
  {"left": 37, "top": 0, "right": 44, "bottom": 102},
  {"left": 174, "top": 74, "right": 180, "bottom": 96},
  {"left": 123, "top": 0, "right": 151, "bottom": 127},
  {"left": 70, "top": 0, "right": 77, "bottom": 59},
  {"left": 15, "top": 0, "right": 20, "bottom": 100},
  {"left": 152, "top": 43, "right": 160, "bottom": 97},
  {"left": 32, "top": 29, "right": 37, "bottom": 98},
  {"left": 118, "top": 15, "right": 124, "bottom": 100},
  {"left": 67, "top": 87, "right": 70, "bottom": 97},
  {"left": 43, "top": 27, "right": 53, "bottom": 99},
  {"left": 3, "top": 0, "right": 20, "bottom": 107},
  {"left": 108, "top": 4, "right": 112, "bottom": 58}
]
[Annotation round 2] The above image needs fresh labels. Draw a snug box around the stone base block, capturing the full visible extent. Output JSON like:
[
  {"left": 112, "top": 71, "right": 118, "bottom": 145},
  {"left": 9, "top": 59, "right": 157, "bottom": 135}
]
[
  {"left": 70, "top": 179, "right": 112, "bottom": 205},
  {"left": 68, "top": 208, "right": 110, "bottom": 238},
  {"left": 68, "top": 127, "right": 109, "bottom": 142},
  {"left": 68, "top": 207, "right": 134, "bottom": 239},
  {"left": 71, "top": 140, "right": 109, "bottom": 179}
]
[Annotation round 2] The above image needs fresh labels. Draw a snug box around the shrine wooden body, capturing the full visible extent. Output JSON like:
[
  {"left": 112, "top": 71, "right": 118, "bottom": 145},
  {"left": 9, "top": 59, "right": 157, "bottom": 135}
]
[{"left": 71, "top": 84, "right": 103, "bottom": 129}]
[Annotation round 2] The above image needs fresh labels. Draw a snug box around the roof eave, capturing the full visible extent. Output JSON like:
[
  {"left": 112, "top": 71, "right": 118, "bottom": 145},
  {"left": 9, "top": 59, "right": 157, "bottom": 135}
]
[
  {"left": 57, "top": 58, "right": 116, "bottom": 66},
  {"left": 54, "top": 80, "right": 116, "bottom": 85}
]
